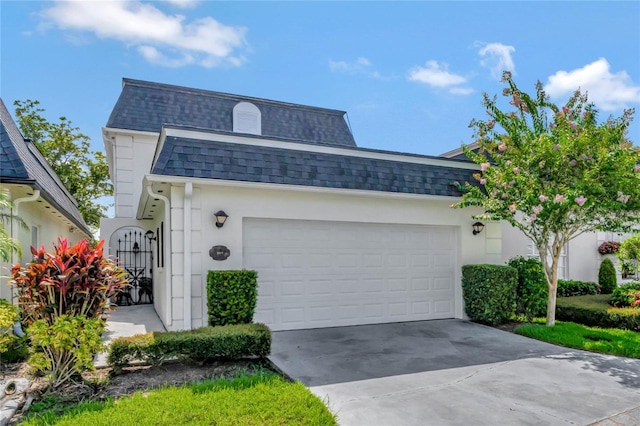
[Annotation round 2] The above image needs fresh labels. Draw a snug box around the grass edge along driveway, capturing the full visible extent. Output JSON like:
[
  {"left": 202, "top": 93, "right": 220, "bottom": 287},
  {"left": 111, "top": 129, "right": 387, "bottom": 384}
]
[
  {"left": 22, "top": 372, "right": 338, "bottom": 426},
  {"left": 516, "top": 321, "right": 640, "bottom": 359}
]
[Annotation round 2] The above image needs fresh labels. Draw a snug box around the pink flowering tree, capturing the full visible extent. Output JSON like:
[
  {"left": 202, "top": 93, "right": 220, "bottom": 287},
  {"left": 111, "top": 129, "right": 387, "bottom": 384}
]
[{"left": 455, "top": 71, "right": 640, "bottom": 326}]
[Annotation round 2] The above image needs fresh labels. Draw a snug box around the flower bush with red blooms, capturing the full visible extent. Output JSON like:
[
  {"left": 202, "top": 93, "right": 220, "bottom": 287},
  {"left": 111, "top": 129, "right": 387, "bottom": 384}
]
[{"left": 598, "top": 241, "right": 621, "bottom": 255}]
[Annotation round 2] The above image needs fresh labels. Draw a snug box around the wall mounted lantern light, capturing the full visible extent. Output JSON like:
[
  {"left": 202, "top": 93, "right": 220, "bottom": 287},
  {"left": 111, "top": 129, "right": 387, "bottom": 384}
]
[
  {"left": 214, "top": 210, "right": 229, "bottom": 228},
  {"left": 472, "top": 221, "right": 485, "bottom": 235},
  {"left": 145, "top": 230, "right": 156, "bottom": 241}
]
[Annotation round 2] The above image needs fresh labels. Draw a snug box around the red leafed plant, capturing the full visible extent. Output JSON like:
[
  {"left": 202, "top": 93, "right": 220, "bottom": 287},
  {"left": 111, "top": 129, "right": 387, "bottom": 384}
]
[
  {"left": 11, "top": 238, "right": 129, "bottom": 325},
  {"left": 598, "top": 241, "right": 620, "bottom": 255}
]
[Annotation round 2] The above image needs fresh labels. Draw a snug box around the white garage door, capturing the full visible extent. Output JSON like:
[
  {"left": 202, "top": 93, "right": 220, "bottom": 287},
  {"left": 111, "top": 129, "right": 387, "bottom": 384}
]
[{"left": 243, "top": 218, "right": 458, "bottom": 331}]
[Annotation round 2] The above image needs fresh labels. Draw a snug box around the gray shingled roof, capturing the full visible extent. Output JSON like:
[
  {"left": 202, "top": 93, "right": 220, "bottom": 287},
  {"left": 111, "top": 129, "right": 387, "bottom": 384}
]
[
  {"left": 107, "top": 78, "right": 356, "bottom": 148},
  {"left": 0, "top": 98, "right": 92, "bottom": 236},
  {"left": 152, "top": 136, "right": 475, "bottom": 197}
]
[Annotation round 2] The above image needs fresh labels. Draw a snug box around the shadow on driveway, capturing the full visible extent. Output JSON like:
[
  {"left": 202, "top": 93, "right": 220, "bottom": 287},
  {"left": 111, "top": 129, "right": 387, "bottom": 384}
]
[
  {"left": 270, "top": 320, "right": 640, "bottom": 425},
  {"left": 269, "top": 319, "right": 639, "bottom": 388}
]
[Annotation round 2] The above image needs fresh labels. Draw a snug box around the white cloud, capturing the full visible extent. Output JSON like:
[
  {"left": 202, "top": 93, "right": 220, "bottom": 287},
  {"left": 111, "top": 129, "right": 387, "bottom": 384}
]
[
  {"left": 138, "top": 45, "right": 195, "bottom": 67},
  {"left": 408, "top": 61, "right": 466, "bottom": 87},
  {"left": 329, "top": 57, "right": 382, "bottom": 79},
  {"left": 408, "top": 60, "right": 472, "bottom": 95},
  {"left": 165, "top": 0, "right": 200, "bottom": 8},
  {"left": 449, "top": 87, "right": 475, "bottom": 96},
  {"left": 478, "top": 42, "right": 516, "bottom": 80},
  {"left": 40, "top": 1, "right": 247, "bottom": 68},
  {"left": 545, "top": 58, "right": 640, "bottom": 111}
]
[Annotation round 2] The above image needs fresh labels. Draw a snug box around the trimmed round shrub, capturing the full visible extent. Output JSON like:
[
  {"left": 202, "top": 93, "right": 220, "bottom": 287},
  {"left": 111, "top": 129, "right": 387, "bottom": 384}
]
[
  {"left": 507, "top": 256, "right": 548, "bottom": 321},
  {"left": 462, "top": 264, "right": 517, "bottom": 325},
  {"left": 598, "top": 258, "right": 618, "bottom": 294}
]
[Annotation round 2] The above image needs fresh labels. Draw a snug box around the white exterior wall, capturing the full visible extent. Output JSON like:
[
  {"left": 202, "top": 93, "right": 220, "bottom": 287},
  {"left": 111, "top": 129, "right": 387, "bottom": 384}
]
[
  {"left": 502, "top": 222, "right": 609, "bottom": 282},
  {"left": 161, "top": 182, "right": 500, "bottom": 331},
  {"left": 111, "top": 133, "right": 157, "bottom": 218},
  {"left": 102, "top": 130, "right": 170, "bottom": 323},
  {"left": 0, "top": 196, "right": 86, "bottom": 301}
]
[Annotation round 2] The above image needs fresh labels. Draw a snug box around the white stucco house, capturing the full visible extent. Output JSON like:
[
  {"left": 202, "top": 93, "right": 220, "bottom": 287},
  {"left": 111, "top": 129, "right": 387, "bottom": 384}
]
[
  {"left": 0, "top": 98, "right": 93, "bottom": 301},
  {"left": 100, "top": 78, "right": 503, "bottom": 332}
]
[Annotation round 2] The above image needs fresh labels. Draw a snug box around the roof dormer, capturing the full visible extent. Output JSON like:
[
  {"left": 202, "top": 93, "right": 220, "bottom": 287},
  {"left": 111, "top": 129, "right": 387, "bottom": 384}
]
[{"left": 233, "top": 102, "right": 261, "bottom": 135}]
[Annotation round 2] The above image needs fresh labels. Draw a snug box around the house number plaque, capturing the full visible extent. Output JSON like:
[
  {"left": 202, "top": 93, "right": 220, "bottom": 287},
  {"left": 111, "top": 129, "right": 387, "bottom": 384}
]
[{"left": 209, "top": 245, "right": 231, "bottom": 261}]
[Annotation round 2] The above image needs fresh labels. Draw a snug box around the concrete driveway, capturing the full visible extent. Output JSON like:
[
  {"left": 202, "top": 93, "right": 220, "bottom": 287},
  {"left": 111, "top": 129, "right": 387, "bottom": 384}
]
[{"left": 269, "top": 320, "right": 640, "bottom": 425}]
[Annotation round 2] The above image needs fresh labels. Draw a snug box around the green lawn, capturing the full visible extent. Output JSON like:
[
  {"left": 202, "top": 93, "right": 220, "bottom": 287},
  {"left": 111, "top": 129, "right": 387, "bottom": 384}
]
[
  {"left": 556, "top": 293, "right": 639, "bottom": 315},
  {"left": 557, "top": 294, "right": 613, "bottom": 310},
  {"left": 22, "top": 373, "right": 337, "bottom": 426},
  {"left": 515, "top": 321, "right": 640, "bottom": 358}
]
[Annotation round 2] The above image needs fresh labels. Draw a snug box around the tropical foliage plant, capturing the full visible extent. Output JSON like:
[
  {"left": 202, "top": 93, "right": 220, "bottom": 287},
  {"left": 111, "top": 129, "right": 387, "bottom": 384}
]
[
  {"left": 617, "top": 234, "right": 640, "bottom": 278},
  {"left": 10, "top": 238, "right": 128, "bottom": 387}
]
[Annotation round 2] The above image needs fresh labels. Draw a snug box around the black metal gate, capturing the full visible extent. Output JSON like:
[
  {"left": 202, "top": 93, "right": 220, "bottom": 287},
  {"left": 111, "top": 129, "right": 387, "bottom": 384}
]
[{"left": 115, "top": 230, "right": 154, "bottom": 305}]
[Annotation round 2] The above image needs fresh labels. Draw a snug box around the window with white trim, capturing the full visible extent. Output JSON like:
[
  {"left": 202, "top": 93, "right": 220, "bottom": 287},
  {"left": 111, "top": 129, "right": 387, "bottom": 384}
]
[{"left": 527, "top": 241, "right": 567, "bottom": 280}]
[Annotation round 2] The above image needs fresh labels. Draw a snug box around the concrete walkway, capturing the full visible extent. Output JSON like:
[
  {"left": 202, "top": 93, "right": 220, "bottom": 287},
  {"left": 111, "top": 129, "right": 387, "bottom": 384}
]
[
  {"left": 94, "top": 304, "right": 165, "bottom": 367},
  {"left": 270, "top": 320, "right": 640, "bottom": 425}
]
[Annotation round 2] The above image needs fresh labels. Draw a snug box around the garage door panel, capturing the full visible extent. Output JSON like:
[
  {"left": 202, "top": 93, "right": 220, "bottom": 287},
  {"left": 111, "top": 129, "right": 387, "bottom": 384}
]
[
  {"left": 411, "top": 277, "right": 430, "bottom": 290},
  {"left": 363, "top": 278, "right": 385, "bottom": 293},
  {"left": 411, "top": 301, "right": 430, "bottom": 315},
  {"left": 363, "top": 303, "right": 385, "bottom": 318},
  {"left": 434, "top": 299, "right": 454, "bottom": 314},
  {"left": 244, "top": 219, "right": 457, "bottom": 331},
  {"left": 433, "top": 277, "right": 454, "bottom": 290}
]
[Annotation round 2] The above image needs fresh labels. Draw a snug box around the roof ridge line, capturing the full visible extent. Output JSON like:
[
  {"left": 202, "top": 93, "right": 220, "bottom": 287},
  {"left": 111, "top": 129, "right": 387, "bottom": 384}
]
[{"left": 121, "top": 77, "right": 348, "bottom": 115}]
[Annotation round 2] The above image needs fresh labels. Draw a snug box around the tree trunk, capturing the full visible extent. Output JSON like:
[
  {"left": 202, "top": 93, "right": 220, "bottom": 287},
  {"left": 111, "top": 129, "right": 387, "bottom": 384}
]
[
  {"left": 546, "top": 280, "right": 557, "bottom": 326},
  {"left": 540, "top": 244, "right": 561, "bottom": 327},
  {"left": 548, "top": 249, "right": 561, "bottom": 326}
]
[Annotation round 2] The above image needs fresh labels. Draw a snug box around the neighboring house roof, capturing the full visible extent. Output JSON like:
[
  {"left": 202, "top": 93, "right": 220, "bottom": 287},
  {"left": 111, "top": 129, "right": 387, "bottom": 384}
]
[
  {"left": 107, "top": 78, "right": 357, "bottom": 148},
  {"left": 439, "top": 142, "right": 478, "bottom": 162},
  {"left": 0, "top": 98, "right": 92, "bottom": 236},
  {"left": 152, "top": 134, "right": 475, "bottom": 198}
]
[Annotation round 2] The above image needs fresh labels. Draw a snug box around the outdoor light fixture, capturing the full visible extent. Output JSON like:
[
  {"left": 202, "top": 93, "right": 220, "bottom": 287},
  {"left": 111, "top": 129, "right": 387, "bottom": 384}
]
[
  {"left": 145, "top": 230, "right": 156, "bottom": 241},
  {"left": 214, "top": 210, "right": 229, "bottom": 228},
  {"left": 472, "top": 221, "right": 485, "bottom": 235}
]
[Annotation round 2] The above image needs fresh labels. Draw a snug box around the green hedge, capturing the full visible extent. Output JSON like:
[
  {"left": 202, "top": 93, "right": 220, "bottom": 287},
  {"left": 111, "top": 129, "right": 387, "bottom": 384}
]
[
  {"left": 207, "top": 270, "right": 258, "bottom": 326},
  {"left": 556, "top": 295, "right": 640, "bottom": 331},
  {"left": 462, "top": 264, "right": 517, "bottom": 325},
  {"left": 107, "top": 323, "right": 271, "bottom": 371},
  {"left": 507, "top": 257, "right": 548, "bottom": 321},
  {"left": 557, "top": 279, "right": 600, "bottom": 297}
]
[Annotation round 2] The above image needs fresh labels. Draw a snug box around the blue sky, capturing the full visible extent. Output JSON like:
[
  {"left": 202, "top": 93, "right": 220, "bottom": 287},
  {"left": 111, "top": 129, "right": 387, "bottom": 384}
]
[{"left": 2, "top": 1, "right": 639, "bottom": 163}]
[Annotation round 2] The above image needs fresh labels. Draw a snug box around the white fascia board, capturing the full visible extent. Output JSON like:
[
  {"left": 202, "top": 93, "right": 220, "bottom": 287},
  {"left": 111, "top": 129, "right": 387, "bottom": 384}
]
[
  {"left": 152, "top": 128, "right": 168, "bottom": 169},
  {"left": 102, "top": 129, "right": 116, "bottom": 183},
  {"left": 102, "top": 127, "right": 160, "bottom": 139},
  {"left": 162, "top": 127, "right": 480, "bottom": 171},
  {"left": 142, "top": 173, "right": 463, "bottom": 203},
  {"left": 440, "top": 141, "right": 479, "bottom": 158}
]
